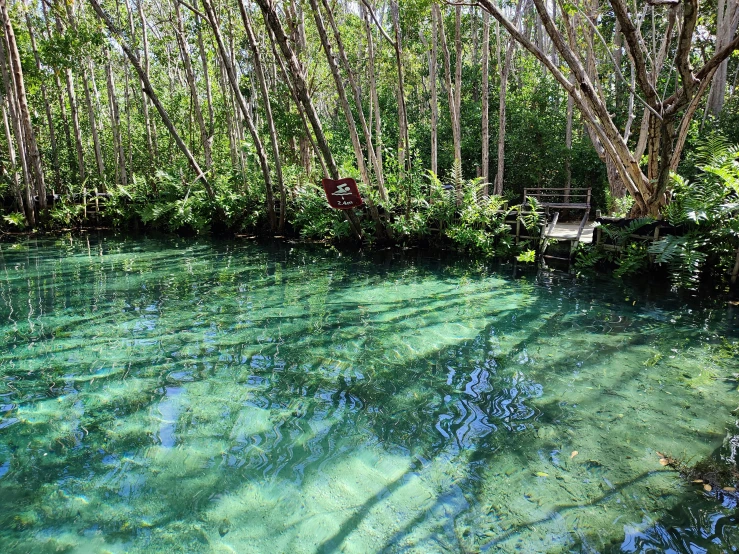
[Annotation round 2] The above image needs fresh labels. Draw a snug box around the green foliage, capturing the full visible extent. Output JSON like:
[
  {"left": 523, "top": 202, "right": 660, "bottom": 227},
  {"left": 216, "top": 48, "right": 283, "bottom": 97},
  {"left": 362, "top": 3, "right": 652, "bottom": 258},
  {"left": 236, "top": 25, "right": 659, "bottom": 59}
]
[
  {"left": 291, "top": 183, "right": 346, "bottom": 240},
  {"left": 577, "top": 137, "right": 739, "bottom": 290},
  {"left": 575, "top": 244, "right": 608, "bottom": 270},
  {"left": 608, "top": 195, "right": 635, "bottom": 218},
  {"left": 49, "top": 201, "right": 84, "bottom": 227},
  {"left": 2, "top": 212, "right": 26, "bottom": 229},
  {"left": 650, "top": 138, "right": 739, "bottom": 289},
  {"left": 613, "top": 243, "right": 650, "bottom": 278},
  {"left": 602, "top": 217, "right": 654, "bottom": 247},
  {"left": 516, "top": 250, "right": 536, "bottom": 263}
]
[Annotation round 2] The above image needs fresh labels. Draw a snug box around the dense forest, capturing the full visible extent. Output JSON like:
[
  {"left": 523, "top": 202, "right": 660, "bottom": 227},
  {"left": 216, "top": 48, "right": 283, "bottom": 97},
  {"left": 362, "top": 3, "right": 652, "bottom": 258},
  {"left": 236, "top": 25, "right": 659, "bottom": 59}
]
[{"left": 0, "top": 0, "right": 737, "bottom": 249}]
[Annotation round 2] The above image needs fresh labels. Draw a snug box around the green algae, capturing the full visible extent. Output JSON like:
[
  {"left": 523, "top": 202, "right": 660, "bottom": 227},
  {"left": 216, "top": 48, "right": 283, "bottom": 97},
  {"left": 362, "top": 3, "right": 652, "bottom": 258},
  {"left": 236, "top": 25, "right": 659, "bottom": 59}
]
[{"left": 0, "top": 235, "right": 737, "bottom": 553}]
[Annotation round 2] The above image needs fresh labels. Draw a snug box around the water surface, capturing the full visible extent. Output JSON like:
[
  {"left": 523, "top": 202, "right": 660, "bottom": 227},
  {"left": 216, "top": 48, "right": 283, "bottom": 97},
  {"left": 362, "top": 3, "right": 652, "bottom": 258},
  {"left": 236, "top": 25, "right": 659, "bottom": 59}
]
[{"left": 0, "top": 235, "right": 737, "bottom": 552}]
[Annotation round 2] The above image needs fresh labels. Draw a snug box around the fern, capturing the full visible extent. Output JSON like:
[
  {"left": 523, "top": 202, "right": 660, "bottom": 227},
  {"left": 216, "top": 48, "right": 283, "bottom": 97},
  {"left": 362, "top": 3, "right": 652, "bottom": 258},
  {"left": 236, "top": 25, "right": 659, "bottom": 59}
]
[
  {"left": 649, "top": 234, "right": 709, "bottom": 289},
  {"left": 614, "top": 243, "right": 649, "bottom": 278},
  {"left": 575, "top": 246, "right": 608, "bottom": 270},
  {"left": 602, "top": 217, "right": 654, "bottom": 246},
  {"left": 139, "top": 201, "right": 176, "bottom": 224},
  {"left": 2, "top": 212, "right": 26, "bottom": 228},
  {"left": 450, "top": 158, "right": 464, "bottom": 194}
]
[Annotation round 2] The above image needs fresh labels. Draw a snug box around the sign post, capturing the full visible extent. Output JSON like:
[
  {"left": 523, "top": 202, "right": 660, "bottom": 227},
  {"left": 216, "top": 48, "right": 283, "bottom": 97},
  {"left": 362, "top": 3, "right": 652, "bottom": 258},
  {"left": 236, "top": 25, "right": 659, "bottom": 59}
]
[{"left": 321, "top": 177, "right": 364, "bottom": 210}]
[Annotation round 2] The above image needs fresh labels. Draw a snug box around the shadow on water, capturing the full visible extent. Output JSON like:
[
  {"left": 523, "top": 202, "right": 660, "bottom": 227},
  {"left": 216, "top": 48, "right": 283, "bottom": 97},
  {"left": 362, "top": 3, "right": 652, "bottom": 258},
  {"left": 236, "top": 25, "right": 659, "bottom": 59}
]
[{"left": 0, "top": 235, "right": 737, "bottom": 552}]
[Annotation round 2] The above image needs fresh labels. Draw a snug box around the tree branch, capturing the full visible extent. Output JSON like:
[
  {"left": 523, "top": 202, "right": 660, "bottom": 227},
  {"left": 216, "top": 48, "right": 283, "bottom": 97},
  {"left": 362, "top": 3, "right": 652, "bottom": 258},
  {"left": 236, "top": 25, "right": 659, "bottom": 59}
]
[
  {"left": 358, "top": 0, "right": 396, "bottom": 48},
  {"left": 675, "top": 0, "right": 699, "bottom": 95},
  {"left": 610, "top": 0, "right": 658, "bottom": 103},
  {"left": 577, "top": 5, "right": 663, "bottom": 120}
]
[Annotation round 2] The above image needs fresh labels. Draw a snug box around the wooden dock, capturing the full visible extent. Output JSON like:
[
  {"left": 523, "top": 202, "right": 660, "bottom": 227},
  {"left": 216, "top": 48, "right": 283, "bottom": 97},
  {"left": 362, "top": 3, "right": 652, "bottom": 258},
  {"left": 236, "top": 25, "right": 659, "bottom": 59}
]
[{"left": 546, "top": 222, "right": 596, "bottom": 244}]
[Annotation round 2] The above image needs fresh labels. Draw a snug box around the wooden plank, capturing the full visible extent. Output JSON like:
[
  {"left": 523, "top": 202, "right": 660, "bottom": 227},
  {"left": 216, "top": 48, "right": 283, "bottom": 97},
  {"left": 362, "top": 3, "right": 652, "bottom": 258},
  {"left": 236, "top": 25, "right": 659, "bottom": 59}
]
[
  {"left": 524, "top": 187, "right": 590, "bottom": 192},
  {"left": 540, "top": 202, "right": 589, "bottom": 208}
]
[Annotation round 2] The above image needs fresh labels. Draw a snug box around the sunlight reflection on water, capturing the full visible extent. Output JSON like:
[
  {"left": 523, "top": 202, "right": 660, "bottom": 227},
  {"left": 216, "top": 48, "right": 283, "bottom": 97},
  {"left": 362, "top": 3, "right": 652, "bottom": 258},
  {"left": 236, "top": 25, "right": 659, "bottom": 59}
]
[{"left": 0, "top": 234, "right": 737, "bottom": 553}]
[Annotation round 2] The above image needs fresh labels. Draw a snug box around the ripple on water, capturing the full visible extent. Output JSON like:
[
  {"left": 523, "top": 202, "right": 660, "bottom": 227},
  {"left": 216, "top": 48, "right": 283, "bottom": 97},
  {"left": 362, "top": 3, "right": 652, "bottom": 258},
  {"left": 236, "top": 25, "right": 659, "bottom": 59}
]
[{"left": 0, "top": 236, "right": 737, "bottom": 553}]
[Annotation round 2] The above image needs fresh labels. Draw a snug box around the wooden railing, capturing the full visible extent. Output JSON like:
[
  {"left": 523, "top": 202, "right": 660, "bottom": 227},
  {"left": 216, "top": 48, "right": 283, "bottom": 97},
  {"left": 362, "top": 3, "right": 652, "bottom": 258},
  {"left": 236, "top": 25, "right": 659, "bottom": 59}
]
[{"left": 523, "top": 187, "right": 592, "bottom": 244}]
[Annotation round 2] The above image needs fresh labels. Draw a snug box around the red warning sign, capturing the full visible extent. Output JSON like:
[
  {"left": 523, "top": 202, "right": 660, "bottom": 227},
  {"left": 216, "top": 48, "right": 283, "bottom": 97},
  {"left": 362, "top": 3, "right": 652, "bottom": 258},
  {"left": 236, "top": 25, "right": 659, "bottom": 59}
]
[{"left": 322, "top": 177, "right": 364, "bottom": 210}]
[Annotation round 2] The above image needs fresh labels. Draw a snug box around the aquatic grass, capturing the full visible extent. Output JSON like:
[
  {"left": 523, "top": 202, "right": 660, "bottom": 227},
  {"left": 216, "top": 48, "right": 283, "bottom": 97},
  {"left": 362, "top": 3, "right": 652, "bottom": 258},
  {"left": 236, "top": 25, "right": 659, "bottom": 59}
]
[{"left": 0, "top": 236, "right": 737, "bottom": 552}]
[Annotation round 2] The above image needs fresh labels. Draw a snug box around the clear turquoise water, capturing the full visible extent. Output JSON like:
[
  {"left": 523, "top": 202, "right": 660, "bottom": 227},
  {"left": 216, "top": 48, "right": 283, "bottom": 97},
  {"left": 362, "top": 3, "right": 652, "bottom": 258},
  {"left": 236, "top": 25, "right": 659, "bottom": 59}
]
[{"left": 0, "top": 235, "right": 737, "bottom": 553}]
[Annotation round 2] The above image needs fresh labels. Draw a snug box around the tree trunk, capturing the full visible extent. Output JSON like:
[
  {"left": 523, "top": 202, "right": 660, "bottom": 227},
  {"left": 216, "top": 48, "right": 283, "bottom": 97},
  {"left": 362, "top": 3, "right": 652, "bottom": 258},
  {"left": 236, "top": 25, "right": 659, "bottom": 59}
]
[
  {"left": 287, "top": 1, "right": 313, "bottom": 175},
  {"left": 137, "top": 0, "right": 158, "bottom": 160},
  {"left": 454, "top": 4, "right": 462, "bottom": 171},
  {"left": 256, "top": 0, "right": 363, "bottom": 240},
  {"left": 472, "top": 6, "right": 479, "bottom": 103},
  {"left": 42, "top": 0, "right": 73, "bottom": 191},
  {"left": 64, "top": 68, "right": 87, "bottom": 184},
  {"left": 201, "top": 0, "right": 277, "bottom": 231},
  {"left": 0, "top": 17, "right": 34, "bottom": 224},
  {"left": 565, "top": 77, "right": 574, "bottom": 201},
  {"left": 105, "top": 48, "right": 127, "bottom": 187},
  {"left": 1, "top": 0, "right": 44, "bottom": 216},
  {"left": 363, "top": 2, "right": 383, "bottom": 185},
  {"left": 239, "top": 3, "right": 287, "bottom": 231},
  {"left": 83, "top": 64, "right": 106, "bottom": 183},
  {"left": 66, "top": 2, "right": 105, "bottom": 186},
  {"left": 266, "top": 22, "right": 327, "bottom": 177},
  {"left": 494, "top": 0, "right": 525, "bottom": 197},
  {"left": 43, "top": 0, "right": 73, "bottom": 188},
  {"left": 196, "top": 16, "right": 215, "bottom": 139},
  {"left": 481, "top": 10, "right": 490, "bottom": 193},
  {"left": 88, "top": 0, "right": 224, "bottom": 219},
  {"left": 0, "top": 90, "right": 23, "bottom": 210},
  {"left": 309, "top": 0, "right": 387, "bottom": 237},
  {"left": 437, "top": 4, "right": 460, "bottom": 171},
  {"left": 390, "top": 0, "right": 409, "bottom": 178},
  {"left": 706, "top": 0, "right": 739, "bottom": 115},
  {"left": 321, "top": 0, "right": 386, "bottom": 200},
  {"left": 25, "top": 9, "right": 60, "bottom": 192},
  {"left": 173, "top": 0, "right": 212, "bottom": 169}
]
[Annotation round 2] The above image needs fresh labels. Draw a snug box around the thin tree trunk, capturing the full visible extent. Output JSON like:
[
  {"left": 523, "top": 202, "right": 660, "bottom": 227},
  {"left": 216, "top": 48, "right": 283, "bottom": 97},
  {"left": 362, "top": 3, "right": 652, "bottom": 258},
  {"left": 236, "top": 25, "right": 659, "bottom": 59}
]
[
  {"left": 54, "top": 8, "right": 87, "bottom": 184},
  {"left": 431, "top": 3, "right": 462, "bottom": 170},
  {"left": 105, "top": 47, "right": 127, "bottom": 186},
  {"left": 493, "top": 0, "right": 525, "bottom": 197},
  {"left": 239, "top": 3, "right": 287, "bottom": 231},
  {"left": 137, "top": 0, "right": 157, "bottom": 160},
  {"left": 64, "top": 2, "right": 105, "bottom": 186},
  {"left": 426, "top": 7, "right": 437, "bottom": 180},
  {"left": 0, "top": 91, "right": 22, "bottom": 209},
  {"left": 0, "top": 39, "right": 33, "bottom": 224},
  {"left": 472, "top": 6, "right": 479, "bottom": 103},
  {"left": 706, "top": 0, "right": 737, "bottom": 115},
  {"left": 1, "top": 0, "right": 44, "bottom": 216},
  {"left": 266, "top": 22, "right": 327, "bottom": 176},
  {"left": 310, "top": 0, "right": 371, "bottom": 186},
  {"left": 363, "top": 2, "right": 383, "bottom": 185},
  {"left": 321, "top": 0, "right": 386, "bottom": 200},
  {"left": 42, "top": 0, "right": 73, "bottom": 188},
  {"left": 565, "top": 76, "right": 574, "bottom": 201},
  {"left": 437, "top": 4, "right": 461, "bottom": 171},
  {"left": 83, "top": 66, "right": 106, "bottom": 182},
  {"left": 196, "top": 15, "right": 214, "bottom": 138},
  {"left": 25, "top": 9, "right": 60, "bottom": 191},
  {"left": 215, "top": 57, "right": 238, "bottom": 168},
  {"left": 390, "top": 1, "right": 409, "bottom": 177},
  {"left": 173, "top": 0, "right": 212, "bottom": 169},
  {"left": 201, "top": 0, "right": 276, "bottom": 231},
  {"left": 454, "top": 4, "right": 462, "bottom": 170},
  {"left": 88, "top": 0, "right": 223, "bottom": 218},
  {"left": 308, "top": 0, "right": 387, "bottom": 236},
  {"left": 286, "top": 0, "right": 312, "bottom": 174},
  {"left": 256, "top": 0, "right": 363, "bottom": 240},
  {"left": 481, "top": 10, "right": 490, "bottom": 193}
]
